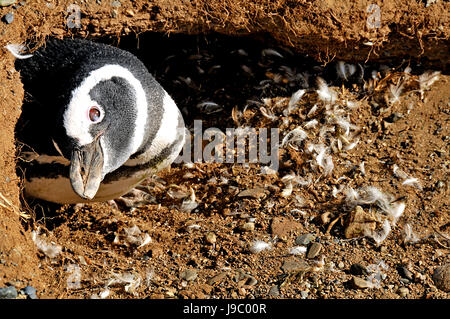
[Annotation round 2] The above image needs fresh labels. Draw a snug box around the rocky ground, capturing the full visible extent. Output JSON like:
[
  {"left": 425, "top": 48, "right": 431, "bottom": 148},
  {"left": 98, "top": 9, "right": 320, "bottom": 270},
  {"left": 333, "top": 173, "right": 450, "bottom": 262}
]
[{"left": 0, "top": 1, "right": 448, "bottom": 299}]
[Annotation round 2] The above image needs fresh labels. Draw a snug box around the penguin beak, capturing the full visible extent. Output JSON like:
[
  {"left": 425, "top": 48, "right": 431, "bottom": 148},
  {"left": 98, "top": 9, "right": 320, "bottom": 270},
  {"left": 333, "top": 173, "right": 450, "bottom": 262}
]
[{"left": 69, "top": 136, "right": 104, "bottom": 200}]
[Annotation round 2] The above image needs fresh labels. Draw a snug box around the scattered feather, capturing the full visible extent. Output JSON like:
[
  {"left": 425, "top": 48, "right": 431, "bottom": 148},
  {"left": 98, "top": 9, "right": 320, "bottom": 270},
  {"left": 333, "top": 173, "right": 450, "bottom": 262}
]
[
  {"left": 259, "top": 106, "right": 278, "bottom": 121},
  {"left": 304, "top": 119, "right": 318, "bottom": 129},
  {"left": 365, "top": 219, "right": 391, "bottom": 246},
  {"left": 249, "top": 240, "right": 272, "bottom": 254},
  {"left": 31, "top": 228, "right": 62, "bottom": 259},
  {"left": 316, "top": 77, "right": 337, "bottom": 103},
  {"left": 281, "top": 182, "right": 293, "bottom": 198},
  {"left": 180, "top": 188, "right": 198, "bottom": 212},
  {"left": 418, "top": 71, "right": 440, "bottom": 98},
  {"left": 288, "top": 246, "right": 307, "bottom": 255},
  {"left": 402, "top": 178, "right": 422, "bottom": 190},
  {"left": 388, "top": 81, "right": 404, "bottom": 104},
  {"left": 403, "top": 223, "right": 420, "bottom": 244},
  {"left": 284, "top": 89, "right": 305, "bottom": 115},
  {"left": 281, "top": 127, "right": 308, "bottom": 150},
  {"left": 262, "top": 48, "right": 284, "bottom": 58},
  {"left": 5, "top": 44, "right": 33, "bottom": 59}
]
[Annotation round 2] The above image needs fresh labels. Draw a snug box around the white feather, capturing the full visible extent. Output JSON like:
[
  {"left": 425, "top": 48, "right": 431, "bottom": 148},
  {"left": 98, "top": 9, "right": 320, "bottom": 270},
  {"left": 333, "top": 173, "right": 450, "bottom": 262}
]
[{"left": 5, "top": 44, "right": 33, "bottom": 59}]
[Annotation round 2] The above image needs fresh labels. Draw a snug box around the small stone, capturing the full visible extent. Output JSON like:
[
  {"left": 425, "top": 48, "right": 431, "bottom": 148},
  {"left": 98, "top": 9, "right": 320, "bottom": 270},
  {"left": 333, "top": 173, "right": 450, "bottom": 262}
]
[
  {"left": 180, "top": 269, "right": 197, "bottom": 281},
  {"left": 207, "top": 272, "right": 228, "bottom": 285},
  {"left": 300, "top": 290, "right": 308, "bottom": 299},
  {"left": 397, "top": 265, "right": 413, "bottom": 281},
  {"left": 22, "top": 286, "right": 38, "bottom": 299},
  {"left": 0, "top": 286, "right": 17, "bottom": 299},
  {"left": 306, "top": 242, "right": 322, "bottom": 259},
  {"left": 344, "top": 205, "right": 379, "bottom": 239},
  {"left": 244, "top": 276, "right": 257, "bottom": 286},
  {"left": 281, "top": 259, "right": 309, "bottom": 273},
  {"left": 338, "top": 261, "right": 345, "bottom": 269},
  {"left": 295, "top": 233, "right": 315, "bottom": 246},
  {"left": 350, "top": 263, "right": 369, "bottom": 276},
  {"left": 351, "top": 276, "right": 373, "bottom": 289},
  {"left": 2, "top": 12, "right": 14, "bottom": 24},
  {"left": 0, "top": 0, "right": 16, "bottom": 7},
  {"left": 268, "top": 285, "right": 280, "bottom": 297},
  {"left": 240, "top": 222, "right": 255, "bottom": 232},
  {"left": 432, "top": 264, "right": 450, "bottom": 292},
  {"left": 238, "top": 187, "right": 266, "bottom": 199},
  {"left": 397, "top": 287, "right": 409, "bottom": 297},
  {"left": 270, "top": 217, "right": 301, "bottom": 238},
  {"left": 110, "top": 0, "right": 121, "bottom": 7},
  {"left": 205, "top": 232, "right": 216, "bottom": 244}
]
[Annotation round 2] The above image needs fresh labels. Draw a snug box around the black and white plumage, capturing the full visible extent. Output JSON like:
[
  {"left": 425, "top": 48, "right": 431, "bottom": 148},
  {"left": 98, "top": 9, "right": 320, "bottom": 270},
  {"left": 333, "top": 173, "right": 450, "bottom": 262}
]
[{"left": 11, "top": 38, "right": 185, "bottom": 204}]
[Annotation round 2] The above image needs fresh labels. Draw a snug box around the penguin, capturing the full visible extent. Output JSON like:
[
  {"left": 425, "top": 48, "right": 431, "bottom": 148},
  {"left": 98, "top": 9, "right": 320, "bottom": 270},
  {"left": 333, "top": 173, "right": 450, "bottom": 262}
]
[{"left": 10, "top": 38, "right": 185, "bottom": 204}]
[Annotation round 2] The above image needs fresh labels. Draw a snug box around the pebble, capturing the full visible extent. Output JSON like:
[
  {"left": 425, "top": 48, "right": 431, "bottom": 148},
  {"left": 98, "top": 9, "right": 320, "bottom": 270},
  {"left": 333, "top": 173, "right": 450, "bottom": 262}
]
[
  {"left": 300, "top": 291, "right": 308, "bottom": 299},
  {"left": 2, "top": 12, "right": 14, "bottom": 24},
  {"left": 397, "top": 265, "right": 413, "bottom": 281},
  {"left": 0, "top": 286, "right": 17, "bottom": 299},
  {"left": 240, "top": 222, "right": 255, "bottom": 232},
  {"left": 268, "top": 285, "right": 280, "bottom": 297},
  {"left": 207, "top": 272, "right": 227, "bottom": 285},
  {"left": 180, "top": 269, "right": 198, "bottom": 281},
  {"left": 281, "top": 259, "right": 309, "bottom": 273},
  {"left": 110, "top": 0, "right": 121, "bottom": 7},
  {"left": 0, "top": 0, "right": 16, "bottom": 6},
  {"left": 350, "top": 263, "right": 369, "bottom": 276},
  {"left": 351, "top": 276, "right": 373, "bottom": 289},
  {"left": 22, "top": 286, "right": 38, "bottom": 299},
  {"left": 295, "top": 233, "right": 315, "bottom": 246},
  {"left": 237, "top": 187, "right": 266, "bottom": 199},
  {"left": 397, "top": 287, "right": 409, "bottom": 297},
  {"left": 306, "top": 242, "right": 322, "bottom": 259},
  {"left": 432, "top": 264, "right": 450, "bottom": 292},
  {"left": 205, "top": 232, "right": 216, "bottom": 244}
]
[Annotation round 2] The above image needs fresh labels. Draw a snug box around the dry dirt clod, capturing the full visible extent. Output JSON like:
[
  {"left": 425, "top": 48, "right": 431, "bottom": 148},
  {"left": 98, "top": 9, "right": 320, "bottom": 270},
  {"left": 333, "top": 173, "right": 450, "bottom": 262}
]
[
  {"left": 240, "top": 222, "right": 255, "bottom": 232},
  {"left": 344, "top": 206, "right": 380, "bottom": 239},
  {"left": 281, "top": 259, "right": 309, "bottom": 273},
  {"left": 205, "top": 232, "right": 217, "bottom": 244},
  {"left": 432, "top": 264, "right": 450, "bottom": 292},
  {"left": 180, "top": 269, "right": 198, "bottom": 281}
]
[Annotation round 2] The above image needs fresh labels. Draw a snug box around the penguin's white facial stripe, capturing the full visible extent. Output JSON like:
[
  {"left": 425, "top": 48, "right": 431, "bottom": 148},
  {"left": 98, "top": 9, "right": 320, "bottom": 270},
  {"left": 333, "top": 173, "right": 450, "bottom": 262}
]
[
  {"left": 124, "top": 92, "right": 181, "bottom": 167},
  {"left": 63, "top": 64, "right": 148, "bottom": 155}
]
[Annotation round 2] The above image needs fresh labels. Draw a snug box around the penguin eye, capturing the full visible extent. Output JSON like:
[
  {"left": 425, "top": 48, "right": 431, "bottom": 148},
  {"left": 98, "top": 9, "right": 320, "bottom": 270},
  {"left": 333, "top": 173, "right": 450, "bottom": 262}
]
[{"left": 88, "top": 106, "right": 102, "bottom": 123}]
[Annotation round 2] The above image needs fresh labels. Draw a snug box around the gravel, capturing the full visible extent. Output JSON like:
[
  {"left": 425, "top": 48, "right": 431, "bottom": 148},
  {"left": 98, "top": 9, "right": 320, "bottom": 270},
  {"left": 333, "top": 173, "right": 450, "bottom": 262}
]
[
  {"left": 22, "top": 286, "right": 38, "bottom": 299},
  {"left": 2, "top": 12, "right": 14, "bottom": 24},
  {"left": 0, "top": 286, "right": 17, "bottom": 299},
  {"left": 295, "top": 233, "right": 315, "bottom": 246},
  {"left": 180, "top": 269, "right": 198, "bottom": 281}
]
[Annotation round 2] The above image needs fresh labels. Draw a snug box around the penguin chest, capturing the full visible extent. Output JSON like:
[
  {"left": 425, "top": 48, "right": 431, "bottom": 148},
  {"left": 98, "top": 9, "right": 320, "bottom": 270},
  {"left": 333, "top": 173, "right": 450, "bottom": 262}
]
[
  {"left": 24, "top": 169, "right": 147, "bottom": 204},
  {"left": 22, "top": 154, "right": 152, "bottom": 204}
]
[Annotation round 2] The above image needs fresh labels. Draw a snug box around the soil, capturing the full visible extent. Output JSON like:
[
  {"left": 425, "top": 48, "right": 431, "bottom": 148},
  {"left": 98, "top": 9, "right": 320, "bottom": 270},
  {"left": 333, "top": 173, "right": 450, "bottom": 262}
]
[{"left": 0, "top": 0, "right": 449, "bottom": 299}]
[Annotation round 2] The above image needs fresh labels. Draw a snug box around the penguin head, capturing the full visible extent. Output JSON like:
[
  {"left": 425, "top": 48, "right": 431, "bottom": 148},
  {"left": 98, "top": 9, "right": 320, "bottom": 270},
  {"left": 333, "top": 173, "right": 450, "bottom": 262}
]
[{"left": 59, "top": 64, "right": 148, "bottom": 200}]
